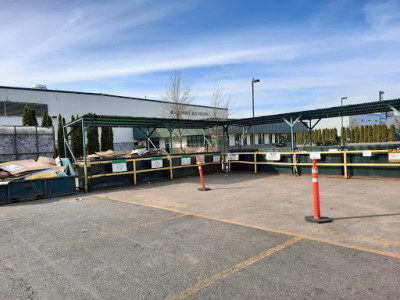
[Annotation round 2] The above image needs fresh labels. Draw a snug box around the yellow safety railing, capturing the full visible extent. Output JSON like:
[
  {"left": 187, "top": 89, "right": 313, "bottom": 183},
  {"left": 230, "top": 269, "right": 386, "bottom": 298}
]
[
  {"left": 73, "top": 150, "right": 400, "bottom": 191},
  {"left": 74, "top": 153, "right": 223, "bottom": 192},
  {"left": 222, "top": 150, "right": 400, "bottom": 179}
]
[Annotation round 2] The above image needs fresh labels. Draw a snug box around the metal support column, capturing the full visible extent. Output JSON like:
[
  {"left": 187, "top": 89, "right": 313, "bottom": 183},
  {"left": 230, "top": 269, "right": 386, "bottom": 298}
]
[
  {"left": 138, "top": 127, "right": 157, "bottom": 149},
  {"left": 387, "top": 104, "right": 400, "bottom": 116},
  {"left": 222, "top": 125, "right": 229, "bottom": 172},
  {"left": 283, "top": 115, "right": 301, "bottom": 175},
  {"left": 163, "top": 124, "right": 175, "bottom": 155},
  {"left": 82, "top": 119, "right": 88, "bottom": 192},
  {"left": 299, "top": 119, "right": 321, "bottom": 148}
]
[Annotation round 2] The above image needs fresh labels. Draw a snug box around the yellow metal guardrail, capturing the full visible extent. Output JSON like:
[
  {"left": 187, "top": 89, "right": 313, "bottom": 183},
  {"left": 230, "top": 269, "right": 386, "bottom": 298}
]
[
  {"left": 223, "top": 150, "right": 400, "bottom": 179},
  {"left": 73, "top": 150, "right": 399, "bottom": 191},
  {"left": 74, "top": 153, "right": 223, "bottom": 192}
]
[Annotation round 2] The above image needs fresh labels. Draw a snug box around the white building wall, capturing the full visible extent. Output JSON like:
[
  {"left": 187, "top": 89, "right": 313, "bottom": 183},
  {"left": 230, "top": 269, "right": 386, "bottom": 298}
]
[
  {"left": 313, "top": 117, "right": 350, "bottom": 134},
  {"left": 229, "top": 134, "right": 235, "bottom": 146},
  {"left": 0, "top": 87, "right": 227, "bottom": 148}
]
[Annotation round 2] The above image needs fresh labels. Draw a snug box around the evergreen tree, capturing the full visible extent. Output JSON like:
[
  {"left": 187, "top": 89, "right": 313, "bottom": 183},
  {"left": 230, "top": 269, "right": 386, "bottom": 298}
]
[
  {"left": 351, "top": 128, "right": 355, "bottom": 143},
  {"left": 87, "top": 117, "right": 99, "bottom": 154},
  {"left": 22, "top": 105, "right": 30, "bottom": 126},
  {"left": 41, "top": 110, "right": 49, "bottom": 127},
  {"left": 317, "top": 129, "right": 322, "bottom": 144},
  {"left": 321, "top": 129, "right": 326, "bottom": 143},
  {"left": 345, "top": 128, "right": 351, "bottom": 143},
  {"left": 311, "top": 130, "right": 316, "bottom": 145},
  {"left": 57, "top": 114, "right": 65, "bottom": 157},
  {"left": 29, "top": 108, "right": 38, "bottom": 126},
  {"left": 372, "top": 124, "right": 378, "bottom": 142},
  {"left": 333, "top": 128, "right": 338, "bottom": 143},
  {"left": 47, "top": 115, "right": 53, "bottom": 127},
  {"left": 70, "top": 115, "right": 79, "bottom": 158},
  {"left": 377, "top": 124, "right": 383, "bottom": 142},
  {"left": 360, "top": 125, "right": 364, "bottom": 143},
  {"left": 354, "top": 126, "right": 360, "bottom": 143},
  {"left": 382, "top": 124, "right": 388, "bottom": 142},
  {"left": 75, "top": 115, "right": 83, "bottom": 158},
  {"left": 101, "top": 127, "right": 109, "bottom": 151},
  {"left": 109, "top": 127, "right": 114, "bottom": 150},
  {"left": 368, "top": 125, "right": 373, "bottom": 143},
  {"left": 389, "top": 124, "right": 396, "bottom": 141}
]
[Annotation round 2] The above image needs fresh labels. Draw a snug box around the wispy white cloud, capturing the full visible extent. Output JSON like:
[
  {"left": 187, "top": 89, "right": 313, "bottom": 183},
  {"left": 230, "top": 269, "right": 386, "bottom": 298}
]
[{"left": 0, "top": 0, "right": 399, "bottom": 118}]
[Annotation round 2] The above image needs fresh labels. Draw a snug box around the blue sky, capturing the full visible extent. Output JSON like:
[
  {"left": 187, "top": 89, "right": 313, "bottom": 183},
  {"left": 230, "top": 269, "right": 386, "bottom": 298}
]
[{"left": 1, "top": 0, "right": 400, "bottom": 117}]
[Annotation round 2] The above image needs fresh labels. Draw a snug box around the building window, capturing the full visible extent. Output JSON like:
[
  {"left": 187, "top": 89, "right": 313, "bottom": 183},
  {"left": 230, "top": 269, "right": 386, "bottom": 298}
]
[
  {"left": 250, "top": 135, "right": 254, "bottom": 145},
  {"left": 235, "top": 134, "right": 240, "bottom": 145},
  {"left": 187, "top": 135, "right": 210, "bottom": 147},
  {"left": 258, "top": 133, "right": 264, "bottom": 144},
  {"left": 0, "top": 101, "right": 48, "bottom": 117}
]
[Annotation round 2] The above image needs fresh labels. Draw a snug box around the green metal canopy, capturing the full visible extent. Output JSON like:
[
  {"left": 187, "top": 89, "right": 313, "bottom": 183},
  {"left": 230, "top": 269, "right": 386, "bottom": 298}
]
[
  {"left": 224, "top": 98, "right": 400, "bottom": 126},
  {"left": 65, "top": 114, "right": 222, "bottom": 129},
  {"left": 63, "top": 98, "right": 400, "bottom": 164}
]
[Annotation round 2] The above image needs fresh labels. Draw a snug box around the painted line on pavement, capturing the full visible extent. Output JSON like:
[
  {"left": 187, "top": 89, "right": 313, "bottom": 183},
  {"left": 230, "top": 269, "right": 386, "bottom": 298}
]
[
  {"left": 94, "top": 194, "right": 400, "bottom": 259},
  {"left": 165, "top": 236, "right": 302, "bottom": 300}
]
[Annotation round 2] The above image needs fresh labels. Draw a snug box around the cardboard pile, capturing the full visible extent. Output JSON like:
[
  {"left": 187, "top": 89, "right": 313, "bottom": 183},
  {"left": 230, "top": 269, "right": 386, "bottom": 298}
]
[
  {"left": 85, "top": 149, "right": 168, "bottom": 162},
  {"left": 0, "top": 157, "right": 68, "bottom": 183}
]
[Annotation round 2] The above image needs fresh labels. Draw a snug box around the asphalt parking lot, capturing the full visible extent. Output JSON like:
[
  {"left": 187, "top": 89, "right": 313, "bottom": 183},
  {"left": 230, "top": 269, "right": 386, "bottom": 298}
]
[{"left": 0, "top": 173, "right": 399, "bottom": 299}]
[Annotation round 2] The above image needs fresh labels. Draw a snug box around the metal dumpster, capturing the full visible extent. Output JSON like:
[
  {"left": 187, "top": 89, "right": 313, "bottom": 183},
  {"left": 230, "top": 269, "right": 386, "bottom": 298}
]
[{"left": 0, "top": 176, "right": 76, "bottom": 205}]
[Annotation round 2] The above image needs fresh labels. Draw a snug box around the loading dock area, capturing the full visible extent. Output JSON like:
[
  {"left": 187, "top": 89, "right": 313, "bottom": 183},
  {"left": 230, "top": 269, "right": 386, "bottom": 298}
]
[{"left": 1, "top": 173, "right": 399, "bottom": 299}]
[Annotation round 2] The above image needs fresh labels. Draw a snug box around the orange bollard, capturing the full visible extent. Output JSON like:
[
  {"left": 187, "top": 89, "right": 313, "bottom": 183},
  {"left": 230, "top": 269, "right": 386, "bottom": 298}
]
[
  {"left": 312, "top": 159, "right": 320, "bottom": 219},
  {"left": 196, "top": 155, "right": 211, "bottom": 191},
  {"left": 305, "top": 159, "right": 332, "bottom": 223}
]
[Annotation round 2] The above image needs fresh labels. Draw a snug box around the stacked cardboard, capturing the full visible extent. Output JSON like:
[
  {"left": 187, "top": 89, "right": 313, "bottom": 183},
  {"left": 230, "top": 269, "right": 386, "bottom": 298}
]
[
  {"left": 0, "top": 157, "right": 67, "bottom": 182},
  {"left": 85, "top": 149, "right": 168, "bottom": 162}
]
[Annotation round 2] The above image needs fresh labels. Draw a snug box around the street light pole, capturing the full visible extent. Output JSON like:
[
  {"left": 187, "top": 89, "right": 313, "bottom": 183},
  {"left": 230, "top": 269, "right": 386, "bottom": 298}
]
[
  {"left": 252, "top": 78, "right": 260, "bottom": 146},
  {"left": 341, "top": 97, "right": 347, "bottom": 146}
]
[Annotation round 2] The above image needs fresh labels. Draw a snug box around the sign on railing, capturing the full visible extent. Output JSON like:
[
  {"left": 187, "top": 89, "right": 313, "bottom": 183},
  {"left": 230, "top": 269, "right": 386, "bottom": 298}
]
[
  {"left": 151, "top": 157, "right": 163, "bottom": 168},
  {"left": 181, "top": 155, "right": 191, "bottom": 165},
  {"left": 388, "top": 149, "right": 400, "bottom": 162},
  {"left": 309, "top": 152, "right": 321, "bottom": 160},
  {"left": 266, "top": 152, "right": 281, "bottom": 161},
  {"left": 112, "top": 160, "right": 127, "bottom": 172},
  {"left": 227, "top": 153, "right": 239, "bottom": 161}
]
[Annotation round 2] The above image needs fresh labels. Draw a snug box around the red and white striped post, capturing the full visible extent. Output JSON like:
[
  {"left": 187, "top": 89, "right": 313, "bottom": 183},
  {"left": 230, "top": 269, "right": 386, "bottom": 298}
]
[
  {"left": 197, "top": 155, "right": 211, "bottom": 191},
  {"left": 305, "top": 159, "right": 332, "bottom": 223}
]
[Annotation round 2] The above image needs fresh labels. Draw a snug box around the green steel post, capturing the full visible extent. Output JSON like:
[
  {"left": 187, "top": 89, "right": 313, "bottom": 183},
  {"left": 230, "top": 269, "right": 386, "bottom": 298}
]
[
  {"left": 387, "top": 104, "right": 400, "bottom": 116},
  {"left": 63, "top": 126, "right": 67, "bottom": 158},
  {"left": 82, "top": 119, "right": 88, "bottom": 192},
  {"left": 170, "top": 129, "right": 173, "bottom": 155},
  {"left": 82, "top": 119, "right": 86, "bottom": 163}
]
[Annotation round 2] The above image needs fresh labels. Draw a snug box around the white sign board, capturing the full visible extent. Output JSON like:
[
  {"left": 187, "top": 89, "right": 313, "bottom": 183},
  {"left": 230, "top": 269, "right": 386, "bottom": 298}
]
[
  {"left": 197, "top": 155, "right": 205, "bottom": 164},
  {"left": 112, "top": 160, "right": 127, "bottom": 173},
  {"left": 266, "top": 152, "right": 281, "bottom": 161},
  {"left": 388, "top": 150, "right": 400, "bottom": 162},
  {"left": 362, "top": 150, "right": 372, "bottom": 157},
  {"left": 181, "top": 156, "right": 191, "bottom": 165},
  {"left": 227, "top": 153, "right": 239, "bottom": 161},
  {"left": 213, "top": 154, "right": 220, "bottom": 162},
  {"left": 151, "top": 157, "right": 163, "bottom": 169},
  {"left": 309, "top": 152, "right": 321, "bottom": 160}
]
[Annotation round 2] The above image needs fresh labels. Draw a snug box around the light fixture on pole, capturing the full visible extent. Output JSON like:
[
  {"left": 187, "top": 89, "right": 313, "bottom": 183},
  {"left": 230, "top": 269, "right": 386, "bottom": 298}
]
[
  {"left": 252, "top": 78, "right": 260, "bottom": 146},
  {"left": 379, "top": 91, "right": 384, "bottom": 101},
  {"left": 341, "top": 97, "right": 347, "bottom": 146}
]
